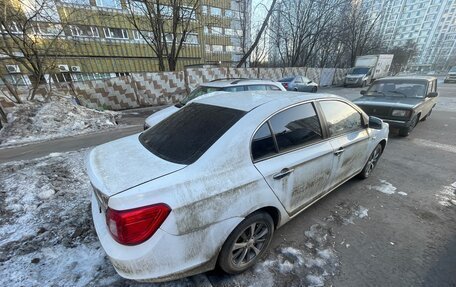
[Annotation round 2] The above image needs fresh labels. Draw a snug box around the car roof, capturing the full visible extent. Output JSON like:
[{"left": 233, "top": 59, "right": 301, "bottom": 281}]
[
  {"left": 378, "top": 76, "right": 437, "bottom": 81},
  {"left": 192, "top": 91, "right": 341, "bottom": 112},
  {"left": 201, "top": 79, "right": 281, "bottom": 88}
]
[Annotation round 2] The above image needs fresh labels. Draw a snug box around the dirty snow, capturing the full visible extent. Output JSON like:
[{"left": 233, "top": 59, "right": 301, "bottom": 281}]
[
  {"left": 367, "top": 179, "right": 397, "bottom": 195},
  {"left": 398, "top": 191, "right": 408, "bottom": 196},
  {"left": 436, "top": 182, "right": 456, "bottom": 207},
  {"left": 209, "top": 201, "right": 370, "bottom": 287},
  {"left": 0, "top": 96, "right": 120, "bottom": 147},
  {"left": 0, "top": 150, "right": 195, "bottom": 287}
]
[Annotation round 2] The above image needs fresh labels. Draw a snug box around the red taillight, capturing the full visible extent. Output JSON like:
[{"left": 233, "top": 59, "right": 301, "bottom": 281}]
[
  {"left": 282, "top": 82, "right": 288, "bottom": 89},
  {"left": 106, "top": 204, "right": 171, "bottom": 245}
]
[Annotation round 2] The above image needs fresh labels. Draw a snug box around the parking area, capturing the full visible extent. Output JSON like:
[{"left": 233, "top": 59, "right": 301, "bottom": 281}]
[{"left": 0, "top": 84, "right": 455, "bottom": 286}]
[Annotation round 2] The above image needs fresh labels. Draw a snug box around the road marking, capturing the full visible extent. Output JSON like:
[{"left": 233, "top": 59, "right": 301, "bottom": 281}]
[{"left": 412, "top": 138, "right": 456, "bottom": 154}]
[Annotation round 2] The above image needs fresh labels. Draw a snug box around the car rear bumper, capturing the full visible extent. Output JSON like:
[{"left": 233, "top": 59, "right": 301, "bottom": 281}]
[
  {"left": 91, "top": 193, "right": 240, "bottom": 282},
  {"left": 444, "top": 78, "right": 456, "bottom": 83}
]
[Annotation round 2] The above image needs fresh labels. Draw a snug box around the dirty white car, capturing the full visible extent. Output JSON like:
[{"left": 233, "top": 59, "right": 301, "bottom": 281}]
[
  {"left": 143, "top": 79, "right": 286, "bottom": 129},
  {"left": 87, "top": 91, "right": 389, "bottom": 282}
]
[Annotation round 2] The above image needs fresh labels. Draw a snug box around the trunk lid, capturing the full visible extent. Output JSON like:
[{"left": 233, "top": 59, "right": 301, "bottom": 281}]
[{"left": 87, "top": 134, "right": 186, "bottom": 197}]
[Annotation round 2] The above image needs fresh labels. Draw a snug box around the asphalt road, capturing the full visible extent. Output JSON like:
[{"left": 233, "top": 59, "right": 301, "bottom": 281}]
[{"left": 1, "top": 84, "right": 455, "bottom": 286}]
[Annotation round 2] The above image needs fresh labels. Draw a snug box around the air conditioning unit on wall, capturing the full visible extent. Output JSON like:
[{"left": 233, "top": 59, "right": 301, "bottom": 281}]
[
  {"left": 71, "top": 66, "right": 81, "bottom": 72},
  {"left": 6, "top": 65, "right": 20, "bottom": 73},
  {"left": 58, "top": 64, "right": 69, "bottom": 72}
]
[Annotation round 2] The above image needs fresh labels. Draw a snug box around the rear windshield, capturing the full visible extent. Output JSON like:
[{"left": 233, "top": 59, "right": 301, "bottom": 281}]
[
  {"left": 279, "top": 77, "right": 294, "bottom": 82},
  {"left": 450, "top": 66, "right": 456, "bottom": 72},
  {"left": 180, "top": 86, "right": 223, "bottom": 105},
  {"left": 139, "top": 103, "right": 246, "bottom": 164}
]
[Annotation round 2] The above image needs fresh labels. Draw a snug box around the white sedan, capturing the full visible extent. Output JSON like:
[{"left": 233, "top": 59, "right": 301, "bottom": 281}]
[{"left": 87, "top": 91, "right": 389, "bottom": 282}]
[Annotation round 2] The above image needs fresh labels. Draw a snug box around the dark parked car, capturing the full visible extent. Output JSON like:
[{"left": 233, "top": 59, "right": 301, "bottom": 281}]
[
  {"left": 353, "top": 76, "right": 438, "bottom": 137},
  {"left": 444, "top": 66, "right": 456, "bottom": 83},
  {"left": 278, "top": 76, "right": 318, "bottom": 92}
]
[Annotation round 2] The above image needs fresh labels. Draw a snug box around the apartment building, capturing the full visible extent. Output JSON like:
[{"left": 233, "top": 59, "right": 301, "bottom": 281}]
[
  {"left": 371, "top": 0, "right": 456, "bottom": 71},
  {"left": 0, "top": 0, "right": 250, "bottom": 84}
]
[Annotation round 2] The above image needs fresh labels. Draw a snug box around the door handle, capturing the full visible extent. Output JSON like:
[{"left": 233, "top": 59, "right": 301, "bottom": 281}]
[
  {"left": 273, "top": 168, "right": 295, "bottom": 180},
  {"left": 334, "top": 147, "right": 345, "bottom": 156}
]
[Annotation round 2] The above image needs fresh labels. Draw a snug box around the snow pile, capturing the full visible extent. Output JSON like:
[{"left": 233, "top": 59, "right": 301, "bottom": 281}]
[
  {"left": 436, "top": 182, "right": 456, "bottom": 207},
  {"left": 0, "top": 97, "right": 120, "bottom": 147},
  {"left": 0, "top": 150, "right": 201, "bottom": 287},
  {"left": 367, "top": 179, "right": 397, "bottom": 195}
]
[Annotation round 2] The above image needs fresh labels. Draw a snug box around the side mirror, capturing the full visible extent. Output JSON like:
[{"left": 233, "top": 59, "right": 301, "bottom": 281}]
[
  {"left": 369, "top": 116, "right": 383, "bottom": 130},
  {"left": 427, "top": 92, "right": 438, "bottom": 97},
  {"left": 360, "top": 90, "right": 367, "bottom": 95}
]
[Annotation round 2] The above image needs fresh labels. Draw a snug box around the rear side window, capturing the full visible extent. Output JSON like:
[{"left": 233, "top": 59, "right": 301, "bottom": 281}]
[
  {"left": 251, "top": 123, "right": 276, "bottom": 160},
  {"left": 252, "top": 103, "right": 323, "bottom": 161},
  {"left": 247, "top": 85, "right": 268, "bottom": 91},
  {"left": 224, "top": 86, "right": 245, "bottom": 92},
  {"left": 140, "top": 103, "right": 245, "bottom": 164},
  {"left": 269, "top": 104, "right": 323, "bottom": 152},
  {"left": 319, "top": 101, "right": 363, "bottom": 137}
]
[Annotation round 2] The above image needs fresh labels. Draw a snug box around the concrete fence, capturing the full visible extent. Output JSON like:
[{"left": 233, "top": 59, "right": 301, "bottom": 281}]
[{"left": 0, "top": 67, "right": 349, "bottom": 110}]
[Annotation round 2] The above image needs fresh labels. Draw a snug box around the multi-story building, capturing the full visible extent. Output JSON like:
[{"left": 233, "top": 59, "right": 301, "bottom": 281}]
[
  {"left": 371, "top": 0, "right": 456, "bottom": 71},
  {"left": 0, "top": 0, "right": 250, "bottom": 84}
]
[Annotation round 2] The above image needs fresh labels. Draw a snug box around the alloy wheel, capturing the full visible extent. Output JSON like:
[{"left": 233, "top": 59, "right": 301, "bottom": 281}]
[{"left": 230, "top": 222, "right": 270, "bottom": 268}]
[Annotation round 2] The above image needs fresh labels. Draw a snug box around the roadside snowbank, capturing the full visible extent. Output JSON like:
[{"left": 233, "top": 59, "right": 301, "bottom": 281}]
[{"left": 0, "top": 97, "right": 120, "bottom": 147}]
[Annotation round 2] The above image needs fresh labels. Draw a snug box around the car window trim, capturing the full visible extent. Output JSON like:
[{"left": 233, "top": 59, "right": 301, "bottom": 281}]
[
  {"left": 250, "top": 100, "right": 327, "bottom": 163},
  {"left": 314, "top": 99, "right": 368, "bottom": 139}
]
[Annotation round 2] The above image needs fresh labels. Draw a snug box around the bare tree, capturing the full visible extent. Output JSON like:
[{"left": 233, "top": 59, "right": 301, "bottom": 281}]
[
  {"left": 386, "top": 40, "right": 418, "bottom": 74},
  {"left": 270, "top": 0, "right": 348, "bottom": 68},
  {"left": 0, "top": 0, "right": 70, "bottom": 100},
  {"left": 125, "top": 0, "right": 201, "bottom": 71},
  {"left": 236, "top": 0, "right": 277, "bottom": 68}
]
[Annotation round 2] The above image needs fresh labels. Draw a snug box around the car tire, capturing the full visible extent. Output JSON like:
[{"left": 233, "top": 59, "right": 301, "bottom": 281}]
[
  {"left": 362, "top": 81, "right": 367, "bottom": 87},
  {"left": 218, "top": 212, "right": 274, "bottom": 274},
  {"left": 398, "top": 115, "right": 419, "bottom": 137},
  {"left": 312, "top": 86, "right": 317, "bottom": 93},
  {"left": 293, "top": 88, "right": 298, "bottom": 92},
  {"left": 358, "top": 143, "right": 383, "bottom": 179}
]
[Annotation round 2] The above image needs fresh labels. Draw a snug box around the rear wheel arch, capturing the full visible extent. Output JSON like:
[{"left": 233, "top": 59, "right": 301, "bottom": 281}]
[
  {"left": 379, "top": 139, "right": 387, "bottom": 151},
  {"left": 252, "top": 206, "right": 281, "bottom": 229}
]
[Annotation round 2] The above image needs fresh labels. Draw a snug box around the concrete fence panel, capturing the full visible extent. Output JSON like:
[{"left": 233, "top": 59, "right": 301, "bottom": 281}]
[
  {"left": 73, "top": 76, "right": 139, "bottom": 110},
  {"left": 186, "top": 67, "right": 228, "bottom": 91},
  {"left": 132, "top": 72, "right": 186, "bottom": 106},
  {"left": 334, "top": 68, "right": 349, "bottom": 86}
]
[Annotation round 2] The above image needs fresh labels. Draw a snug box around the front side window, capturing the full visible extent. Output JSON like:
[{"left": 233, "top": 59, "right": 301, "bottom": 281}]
[
  {"left": 140, "top": 103, "right": 245, "bottom": 164},
  {"left": 268, "top": 85, "right": 282, "bottom": 91},
  {"left": 319, "top": 101, "right": 363, "bottom": 137},
  {"left": 269, "top": 104, "right": 323, "bottom": 152}
]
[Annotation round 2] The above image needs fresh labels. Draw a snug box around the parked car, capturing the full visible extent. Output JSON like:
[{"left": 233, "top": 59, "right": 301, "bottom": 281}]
[
  {"left": 344, "top": 54, "right": 394, "bottom": 87},
  {"left": 87, "top": 91, "right": 389, "bottom": 283},
  {"left": 143, "top": 79, "right": 286, "bottom": 129},
  {"left": 353, "top": 76, "right": 438, "bottom": 137},
  {"left": 278, "top": 76, "right": 318, "bottom": 92},
  {"left": 444, "top": 66, "right": 456, "bottom": 83}
]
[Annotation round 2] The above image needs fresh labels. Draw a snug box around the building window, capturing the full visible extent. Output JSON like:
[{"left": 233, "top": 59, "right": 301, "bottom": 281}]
[
  {"left": 158, "top": 5, "right": 173, "bottom": 17},
  {"left": 205, "top": 44, "right": 211, "bottom": 52},
  {"left": 210, "top": 7, "right": 222, "bottom": 16},
  {"left": 61, "top": 0, "right": 90, "bottom": 5},
  {"left": 201, "top": 5, "right": 208, "bottom": 14},
  {"left": 70, "top": 25, "right": 99, "bottom": 37},
  {"left": 95, "top": 0, "right": 121, "bottom": 9},
  {"left": 225, "top": 45, "right": 234, "bottom": 52},
  {"left": 183, "top": 34, "right": 198, "bottom": 44},
  {"left": 104, "top": 27, "right": 128, "bottom": 39},
  {"left": 225, "top": 9, "right": 233, "bottom": 17},
  {"left": 212, "top": 44, "right": 223, "bottom": 52},
  {"left": 128, "top": 0, "right": 147, "bottom": 14},
  {"left": 34, "top": 23, "right": 63, "bottom": 36},
  {"left": 181, "top": 6, "right": 196, "bottom": 20},
  {"left": 132, "top": 30, "right": 153, "bottom": 41},
  {"left": 211, "top": 27, "right": 223, "bottom": 35},
  {"left": 225, "top": 28, "right": 234, "bottom": 36}
]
